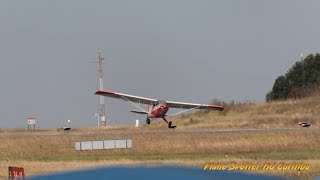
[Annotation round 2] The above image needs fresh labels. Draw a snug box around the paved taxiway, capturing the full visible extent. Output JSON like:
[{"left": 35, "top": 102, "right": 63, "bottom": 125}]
[{"left": 0, "top": 127, "right": 314, "bottom": 138}]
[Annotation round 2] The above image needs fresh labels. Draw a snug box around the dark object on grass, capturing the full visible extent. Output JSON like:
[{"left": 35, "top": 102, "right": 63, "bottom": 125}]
[{"left": 298, "top": 122, "right": 311, "bottom": 128}]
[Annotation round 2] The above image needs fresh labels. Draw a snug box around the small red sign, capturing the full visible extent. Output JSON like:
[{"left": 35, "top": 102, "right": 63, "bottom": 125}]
[
  {"left": 27, "top": 118, "right": 36, "bottom": 125},
  {"left": 8, "top": 166, "right": 25, "bottom": 180}
]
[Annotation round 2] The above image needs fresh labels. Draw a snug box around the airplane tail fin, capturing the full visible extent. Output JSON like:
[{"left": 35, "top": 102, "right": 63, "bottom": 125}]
[{"left": 130, "top": 110, "right": 148, "bottom": 115}]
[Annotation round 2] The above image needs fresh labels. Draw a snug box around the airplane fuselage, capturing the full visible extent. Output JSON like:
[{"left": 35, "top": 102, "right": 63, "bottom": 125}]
[
  {"left": 147, "top": 101, "right": 174, "bottom": 128},
  {"left": 149, "top": 103, "right": 169, "bottom": 118}
]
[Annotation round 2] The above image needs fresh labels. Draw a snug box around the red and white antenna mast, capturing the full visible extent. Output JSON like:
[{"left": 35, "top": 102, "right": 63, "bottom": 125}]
[{"left": 97, "top": 49, "right": 106, "bottom": 127}]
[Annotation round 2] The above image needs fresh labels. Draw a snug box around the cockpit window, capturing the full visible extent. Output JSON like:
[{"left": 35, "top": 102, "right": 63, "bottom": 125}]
[{"left": 156, "top": 100, "right": 166, "bottom": 106}]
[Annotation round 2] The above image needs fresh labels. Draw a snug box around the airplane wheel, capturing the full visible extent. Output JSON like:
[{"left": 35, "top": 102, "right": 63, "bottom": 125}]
[
  {"left": 146, "top": 118, "right": 151, "bottom": 124},
  {"left": 168, "top": 121, "right": 172, "bottom": 128}
]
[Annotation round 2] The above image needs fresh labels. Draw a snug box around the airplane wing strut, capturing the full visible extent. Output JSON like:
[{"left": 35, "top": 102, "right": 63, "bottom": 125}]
[
  {"left": 166, "top": 105, "right": 202, "bottom": 117},
  {"left": 120, "top": 95, "right": 152, "bottom": 116}
]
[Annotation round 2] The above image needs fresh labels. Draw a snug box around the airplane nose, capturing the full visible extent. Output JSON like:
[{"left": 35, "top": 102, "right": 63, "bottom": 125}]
[{"left": 161, "top": 106, "right": 168, "bottom": 109}]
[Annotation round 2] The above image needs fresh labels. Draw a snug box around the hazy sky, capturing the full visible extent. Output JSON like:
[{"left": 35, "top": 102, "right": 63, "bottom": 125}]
[{"left": 1, "top": 0, "right": 319, "bottom": 129}]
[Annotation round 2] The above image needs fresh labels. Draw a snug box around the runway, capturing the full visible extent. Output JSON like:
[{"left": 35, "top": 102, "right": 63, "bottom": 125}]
[{"left": 0, "top": 127, "right": 314, "bottom": 138}]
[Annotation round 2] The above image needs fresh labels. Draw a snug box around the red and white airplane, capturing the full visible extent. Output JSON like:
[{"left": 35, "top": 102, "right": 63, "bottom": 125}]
[{"left": 95, "top": 90, "right": 224, "bottom": 128}]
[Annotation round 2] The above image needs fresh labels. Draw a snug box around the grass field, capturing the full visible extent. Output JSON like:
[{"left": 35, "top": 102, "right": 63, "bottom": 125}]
[
  {"left": 0, "top": 93, "right": 319, "bottom": 179},
  {"left": 0, "top": 129, "right": 319, "bottom": 179}
]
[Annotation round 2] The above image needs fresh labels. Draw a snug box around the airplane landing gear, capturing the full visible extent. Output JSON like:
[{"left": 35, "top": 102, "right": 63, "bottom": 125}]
[
  {"left": 146, "top": 118, "right": 151, "bottom": 124},
  {"left": 168, "top": 121, "right": 176, "bottom": 129}
]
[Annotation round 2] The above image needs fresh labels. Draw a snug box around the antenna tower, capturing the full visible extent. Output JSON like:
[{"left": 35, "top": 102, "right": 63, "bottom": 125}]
[{"left": 97, "top": 49, "right": 106, "bottom": 127}]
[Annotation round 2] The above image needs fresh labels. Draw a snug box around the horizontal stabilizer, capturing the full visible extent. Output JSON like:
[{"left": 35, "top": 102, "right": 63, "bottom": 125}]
[{"left": 130, "top": 110, "right": 149, "bottom": 114}]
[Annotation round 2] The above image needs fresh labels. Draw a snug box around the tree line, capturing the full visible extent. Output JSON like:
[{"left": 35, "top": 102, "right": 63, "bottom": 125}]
[{"left": 266, "top": 53, "right": 320, "bottom": 101}]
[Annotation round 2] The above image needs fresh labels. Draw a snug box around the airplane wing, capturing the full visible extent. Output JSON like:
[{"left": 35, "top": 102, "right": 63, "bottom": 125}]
[
  {"left": 166, "top": 101, "right": 224, "bottom": 111},
  {"left": 95, "top": 90, "right": 157, "bottom": 105},
  {"left": 95, "top": 90, "right": 224, "bottom": 111}
]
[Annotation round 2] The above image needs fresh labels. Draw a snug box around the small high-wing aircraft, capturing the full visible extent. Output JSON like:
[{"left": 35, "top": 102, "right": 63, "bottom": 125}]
[{"left": 95, "top": 90, "right": 224, "bottom": 128}]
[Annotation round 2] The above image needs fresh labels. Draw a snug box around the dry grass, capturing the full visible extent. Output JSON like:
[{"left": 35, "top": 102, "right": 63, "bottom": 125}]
[
  {"left": 146, "top": 92, "right": 320, "bottom": 129},
  {"left": 0, "top": 131, "right": 319, "bottom": 160},
  {"left": 0, "top": 130, "right": 319, "bottom": 178},
  {"left": 0, "top": 94, "right": 319, "bottom": 179}
]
